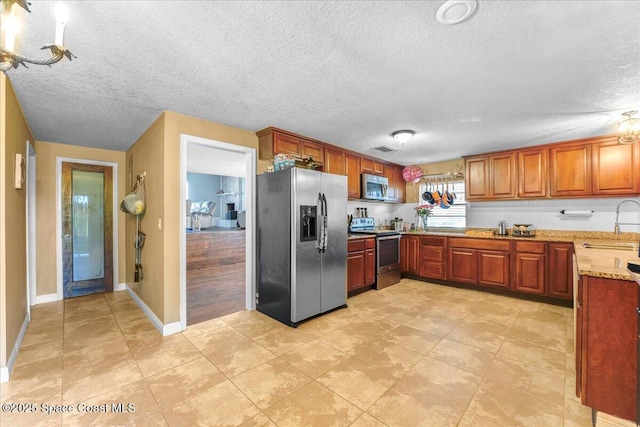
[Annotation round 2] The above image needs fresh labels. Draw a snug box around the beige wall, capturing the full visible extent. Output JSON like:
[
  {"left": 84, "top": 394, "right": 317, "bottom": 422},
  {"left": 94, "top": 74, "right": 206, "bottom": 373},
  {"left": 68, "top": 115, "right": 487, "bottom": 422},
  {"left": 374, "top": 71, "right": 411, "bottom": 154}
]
[
  {"left": 1, "top": 75, "right": 33, "bottom": 369},
  {"left": 161, "top": 111, "right": 264, "bottom": 323},
  {"left": 125, "top": 113, "right": 166, "bottom": 321},
  {"left": 33, "top": 141, "right": 127, "bottom": 296},
  {"left": 404, "top": 159, "right": 463, "bottom": 203}
]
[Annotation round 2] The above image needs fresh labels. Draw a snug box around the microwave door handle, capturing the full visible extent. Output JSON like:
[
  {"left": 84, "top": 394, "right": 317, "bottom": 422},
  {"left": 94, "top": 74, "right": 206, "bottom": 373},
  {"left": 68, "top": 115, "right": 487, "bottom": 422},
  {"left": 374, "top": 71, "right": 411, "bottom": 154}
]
[{"left": 382, "top": 184, "right": 388, "bottom": 198}]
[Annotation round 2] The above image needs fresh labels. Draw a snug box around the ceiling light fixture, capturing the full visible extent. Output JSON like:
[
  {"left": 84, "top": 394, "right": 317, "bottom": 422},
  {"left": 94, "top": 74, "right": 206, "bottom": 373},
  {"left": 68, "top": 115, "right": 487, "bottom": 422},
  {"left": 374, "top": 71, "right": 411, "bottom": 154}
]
[
  {"left": 618, "top": 111, "right": 640, "bottom": 144},
  {"left": 392, "top": 130, "right": 415, "bottom": 144},
  {"left": 0, "top": 0, "right": 75, "bottom": 72},
  {"left": 436, "top": 0, "right": 478, "bottom": 25}
]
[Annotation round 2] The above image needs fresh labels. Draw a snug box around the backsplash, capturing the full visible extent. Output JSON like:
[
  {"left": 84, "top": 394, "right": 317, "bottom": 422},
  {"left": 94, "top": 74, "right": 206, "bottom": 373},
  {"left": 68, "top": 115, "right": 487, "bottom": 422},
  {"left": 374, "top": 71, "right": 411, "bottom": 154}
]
[{"left": 348, "top": 197, "right": 640, "bottom": 233}]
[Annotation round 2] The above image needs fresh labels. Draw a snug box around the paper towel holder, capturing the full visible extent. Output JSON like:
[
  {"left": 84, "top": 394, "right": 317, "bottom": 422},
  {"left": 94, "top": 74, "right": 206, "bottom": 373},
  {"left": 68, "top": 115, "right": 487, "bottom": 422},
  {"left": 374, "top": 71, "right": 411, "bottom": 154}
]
[{"left": 560, "top": 210, "right": 593, "bottom": 217}]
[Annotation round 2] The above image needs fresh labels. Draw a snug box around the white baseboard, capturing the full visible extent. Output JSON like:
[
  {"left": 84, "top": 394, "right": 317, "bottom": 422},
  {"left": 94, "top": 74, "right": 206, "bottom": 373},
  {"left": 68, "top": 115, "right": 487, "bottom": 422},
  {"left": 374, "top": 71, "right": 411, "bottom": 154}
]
[
  {"left": 114, "top": 282, "right": 126, "bottom": 291},
  {"left": 596, "top": 412, "right": 635, "bottom": 426},
  {"left": 1, "top": 312, "right": 30, "bottom": 383},
  {"left": 125, "top": 285, "right": 182, "bottom": 336},
  {"left": 34, "top": 293, "right": 59, "bottom": 305}
]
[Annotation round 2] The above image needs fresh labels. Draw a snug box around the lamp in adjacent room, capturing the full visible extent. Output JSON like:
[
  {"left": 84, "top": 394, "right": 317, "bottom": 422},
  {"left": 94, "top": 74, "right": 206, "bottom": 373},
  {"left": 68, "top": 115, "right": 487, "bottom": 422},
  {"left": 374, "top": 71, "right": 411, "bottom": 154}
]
[
  {"left": 0, "top": 0, "right": 75, "bottom": 72},
  {"left": 618, "top": 111, "right": 640, "bottom": 144},
  {"left": 392, "top": 130, "right": 415, "bottom": 145}
]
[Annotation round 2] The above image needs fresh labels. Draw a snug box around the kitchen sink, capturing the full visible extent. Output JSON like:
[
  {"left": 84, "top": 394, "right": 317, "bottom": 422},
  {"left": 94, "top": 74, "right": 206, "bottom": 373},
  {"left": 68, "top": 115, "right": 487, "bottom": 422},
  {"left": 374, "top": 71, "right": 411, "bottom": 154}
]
[{"left": 581, "top": 242, "right": 639, "bottom": 251}]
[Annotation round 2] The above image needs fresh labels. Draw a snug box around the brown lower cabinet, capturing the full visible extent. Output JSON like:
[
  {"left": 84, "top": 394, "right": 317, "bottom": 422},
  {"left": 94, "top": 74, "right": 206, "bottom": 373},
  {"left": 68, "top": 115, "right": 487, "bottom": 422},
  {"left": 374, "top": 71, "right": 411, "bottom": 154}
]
[
  {"left": 577, "top": 275, "right": 637, "bottom": 422},
  {"left": 347, "top": 238, "right": 375, "bottom": 292},
  {"left": 447, "top": 238, "right": 510, "bottom": 289},
  {"left": 402, "top": 235, "right": 572, "bottom": 300}
]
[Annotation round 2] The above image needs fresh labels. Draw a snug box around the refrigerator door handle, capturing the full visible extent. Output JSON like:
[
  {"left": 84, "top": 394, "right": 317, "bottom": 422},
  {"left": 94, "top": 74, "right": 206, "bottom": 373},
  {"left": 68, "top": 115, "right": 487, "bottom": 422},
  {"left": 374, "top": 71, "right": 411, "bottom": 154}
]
[
  {"left": 317, "top": 192, "right": 324, "bottom": 253},
  {"left": 322, "top": 193, "right": 328, "bottom": 252}
]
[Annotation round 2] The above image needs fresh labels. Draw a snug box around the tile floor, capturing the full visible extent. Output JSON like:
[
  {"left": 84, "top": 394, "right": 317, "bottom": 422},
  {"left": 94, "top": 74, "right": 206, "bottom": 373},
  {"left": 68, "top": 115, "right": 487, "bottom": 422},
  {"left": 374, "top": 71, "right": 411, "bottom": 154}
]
[{"left": 0, "top": 279, "right": 593, "bottom": 426}]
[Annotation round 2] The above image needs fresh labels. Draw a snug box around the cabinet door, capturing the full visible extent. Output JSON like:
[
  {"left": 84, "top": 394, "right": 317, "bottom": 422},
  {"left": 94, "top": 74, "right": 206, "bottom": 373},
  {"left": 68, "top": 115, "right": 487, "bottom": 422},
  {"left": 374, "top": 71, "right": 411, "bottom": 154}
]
[
  {"left": 407, "top": 236, "right": 420, "bottom": 275},
  {"left": 478, "top": 250, "right": 510, "bottom": 288},
  {"left": 301, "top": 140, "right": 324, "bottom": 164},
  {"left": 395, "top": 167, "right": 406, "bottom": 202},
  {"left": 465, "top": 157, "right": 490, "bottom": 200},
  {"left": 513, "top": 252, "right": 545, "bottom": 294},
  {"left": 518, "top": 148, "right": 548, "bottom": 198},
  {"left": 550, "top": 143, "right": 591, "bottom": 196},
  {"left": 490, "top": 153, "right": 517, "bottom": 199},
  {"left": 347, "top": 250, "right": 365, "bottom": 292},
  {"left": 592, "top": 138, "right": 640, "bottom": 195},
  {"left": 400, "top": 237, "right": 409, "bottom": 273},
  {"left": 345, "top": 153, "right": 361, "bottom": 199},
  {"left": 325, "top": 148, "right": 346, "bottom": 175},
  {"left": 384, "top": 165, "right": 397, "bottom": 201},
  {"left": 361, "top": 158, "right": 373, "bottom": 174},
  {"left": 373, "top": 161, "right": 384, "bottom": 175},
  {"left": 447, "top": 247, "right": 477, "bottom": 283},
  {"left": 365, "top": 248, "right": 376, "bottom": 285},
  {"left": 273, "top": 132, "right": 301, "bottom": 156},
  {"left": 547, "top": 243, "right": 573, "bottom": 299}
]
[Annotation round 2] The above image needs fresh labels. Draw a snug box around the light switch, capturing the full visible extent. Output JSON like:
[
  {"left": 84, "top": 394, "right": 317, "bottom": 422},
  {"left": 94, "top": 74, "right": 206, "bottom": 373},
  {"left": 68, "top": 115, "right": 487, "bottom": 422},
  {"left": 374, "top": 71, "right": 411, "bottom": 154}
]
[{"left": 157, "top": 218, "right": 162, "bottom": 230}]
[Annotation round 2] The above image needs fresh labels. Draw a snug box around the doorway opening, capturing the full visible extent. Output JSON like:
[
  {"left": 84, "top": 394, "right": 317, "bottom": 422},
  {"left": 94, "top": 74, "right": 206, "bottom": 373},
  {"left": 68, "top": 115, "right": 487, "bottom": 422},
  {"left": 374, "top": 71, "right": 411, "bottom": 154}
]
[{"left": 179, "top": 135, "right": 256, "bottom": 329}]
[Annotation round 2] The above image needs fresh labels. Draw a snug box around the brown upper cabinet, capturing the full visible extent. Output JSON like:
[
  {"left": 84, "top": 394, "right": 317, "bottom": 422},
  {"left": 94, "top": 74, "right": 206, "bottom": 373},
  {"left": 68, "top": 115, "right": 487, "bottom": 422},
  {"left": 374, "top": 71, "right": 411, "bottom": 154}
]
[
  {"left": 345, "top": 153, "right": 361, "bottom": 199},
  {"left": 360, "top": 158, "right": 385, "bottom": 175},
  {"left": 325, "top": 147, "right": 346, "bottom": 175},
  {"left": 257, "top": 128, "right": 325, "bottom": 165},
  {"left": 591, "top": 137, "right": 640, "bottom": 195},
  {"left": 518, "top": 148, "right": 548, "bottom": 198},
  {"left": 465, "top": 153, "right": 516, "bottom": 200},
  {"left": 549, "top": 142, "right": 592, "bottom": 197},
  {"left": 466, "top": 134, "right": 640, "bottom": 201}
]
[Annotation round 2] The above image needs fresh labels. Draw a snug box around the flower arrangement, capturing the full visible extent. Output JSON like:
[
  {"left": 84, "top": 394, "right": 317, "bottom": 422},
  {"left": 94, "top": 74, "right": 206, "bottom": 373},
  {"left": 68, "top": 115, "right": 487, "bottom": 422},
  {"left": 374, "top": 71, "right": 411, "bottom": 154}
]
[{"left": 414, "top": 204, "right": 434, "bottom": 217}]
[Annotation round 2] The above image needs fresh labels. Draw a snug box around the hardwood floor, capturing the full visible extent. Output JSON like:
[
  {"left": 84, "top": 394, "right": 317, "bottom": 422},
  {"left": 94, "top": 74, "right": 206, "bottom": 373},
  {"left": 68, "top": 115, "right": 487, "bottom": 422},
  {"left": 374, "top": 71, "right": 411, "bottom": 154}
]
[{"left": 187, "top": 229, "right": 246, "bottom": 326}]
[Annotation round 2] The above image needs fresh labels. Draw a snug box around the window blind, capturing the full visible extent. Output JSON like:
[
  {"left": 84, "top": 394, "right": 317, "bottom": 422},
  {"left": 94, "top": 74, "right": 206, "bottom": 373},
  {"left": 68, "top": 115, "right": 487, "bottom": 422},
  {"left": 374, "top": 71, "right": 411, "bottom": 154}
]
[{"left": 418, "top": 181, "right": 466, "bottom": 228}]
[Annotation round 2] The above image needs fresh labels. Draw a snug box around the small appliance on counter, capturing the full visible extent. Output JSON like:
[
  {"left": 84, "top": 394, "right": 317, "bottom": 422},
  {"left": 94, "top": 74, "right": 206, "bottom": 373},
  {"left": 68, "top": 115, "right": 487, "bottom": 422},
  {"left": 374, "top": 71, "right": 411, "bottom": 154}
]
[
  {"left": 512, "top": 224, "right": 535, "bottom": 237},
  {"left": 497, "top": 220, "right": 508, "bottom": 236}
]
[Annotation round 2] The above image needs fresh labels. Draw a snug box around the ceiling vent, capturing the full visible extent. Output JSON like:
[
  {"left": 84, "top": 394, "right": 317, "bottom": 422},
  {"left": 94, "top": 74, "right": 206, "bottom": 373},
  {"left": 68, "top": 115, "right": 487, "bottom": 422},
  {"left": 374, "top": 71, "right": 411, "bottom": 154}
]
[{"left": 374, "top": 146, "right": 397, "bottom": 153}]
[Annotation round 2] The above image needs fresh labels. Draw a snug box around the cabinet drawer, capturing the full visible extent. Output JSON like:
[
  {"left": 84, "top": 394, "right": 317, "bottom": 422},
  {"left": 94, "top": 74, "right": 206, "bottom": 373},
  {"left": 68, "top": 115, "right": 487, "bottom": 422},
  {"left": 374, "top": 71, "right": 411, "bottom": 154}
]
[
  {"left": 449, "top": 237, "right": 510, "bottom": 251},
  {"left": 421, "top": 236, "right": 445, "bottom": 247},
  {"left": 420, "top": 262, "right": 446, "bottom": 280},
  {"left": 421, "top": 246, "right": 445, "bottom": 263},
  {"left": 365, "top": 238, "right": 375, "bottom": 249},
  {"left": 515, "top": 241, "right": 546, "bottom": 254},
  {"left": 348, "top": 240, "right": 366, "bottom": 252}
]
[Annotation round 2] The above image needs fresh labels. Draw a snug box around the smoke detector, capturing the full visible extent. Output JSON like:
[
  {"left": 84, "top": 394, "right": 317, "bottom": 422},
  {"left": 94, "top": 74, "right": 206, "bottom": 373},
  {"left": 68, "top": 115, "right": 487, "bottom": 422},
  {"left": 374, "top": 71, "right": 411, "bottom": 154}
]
[{"left": 436, "top": 0, "right": 478, "bottom": 25}]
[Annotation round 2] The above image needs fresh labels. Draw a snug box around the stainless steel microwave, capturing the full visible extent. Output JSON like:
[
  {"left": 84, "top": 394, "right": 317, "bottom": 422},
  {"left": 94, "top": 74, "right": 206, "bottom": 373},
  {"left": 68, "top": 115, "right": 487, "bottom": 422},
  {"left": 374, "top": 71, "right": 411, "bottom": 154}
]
[{"left": 361, "top": 173, "right": 389, "bottom": 201}]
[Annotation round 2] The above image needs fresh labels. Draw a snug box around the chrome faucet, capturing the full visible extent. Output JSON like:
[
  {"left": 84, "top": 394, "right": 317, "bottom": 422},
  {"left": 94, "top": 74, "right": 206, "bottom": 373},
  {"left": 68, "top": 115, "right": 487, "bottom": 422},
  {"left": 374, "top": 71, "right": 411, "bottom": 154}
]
[{"left": 614, "top": 199, "right": 640, "bottom": 235}]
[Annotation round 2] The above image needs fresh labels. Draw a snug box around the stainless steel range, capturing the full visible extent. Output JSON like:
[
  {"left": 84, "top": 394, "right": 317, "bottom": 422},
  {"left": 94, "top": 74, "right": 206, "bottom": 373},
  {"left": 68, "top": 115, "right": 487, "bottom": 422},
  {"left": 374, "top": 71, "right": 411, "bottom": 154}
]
[{"left": 350, "top": 217, "right": 401, "bottom": 289}]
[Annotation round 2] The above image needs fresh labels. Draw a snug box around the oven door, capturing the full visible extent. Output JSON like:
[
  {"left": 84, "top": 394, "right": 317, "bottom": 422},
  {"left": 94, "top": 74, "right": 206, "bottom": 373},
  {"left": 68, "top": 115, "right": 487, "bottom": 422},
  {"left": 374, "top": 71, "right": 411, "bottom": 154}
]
[{"left": 377, "top": 234, "right": 401, "bottom": 274}]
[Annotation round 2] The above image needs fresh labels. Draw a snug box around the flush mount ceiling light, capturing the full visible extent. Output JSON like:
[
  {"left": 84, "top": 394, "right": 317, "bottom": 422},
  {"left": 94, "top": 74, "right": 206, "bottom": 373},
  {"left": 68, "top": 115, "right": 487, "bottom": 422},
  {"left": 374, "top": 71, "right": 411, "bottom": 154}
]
[
  {"left": 0, "top": 0, "right": 75, "bottom": 72},
  {"left": 436, "top": 0, "right": 478, "bottom": 25},
  {"left": 618, "top": 111, "right": 640, "bottom": 144},
  {"left": 392, "top": 130, "right": 415, "bottom": 144}
]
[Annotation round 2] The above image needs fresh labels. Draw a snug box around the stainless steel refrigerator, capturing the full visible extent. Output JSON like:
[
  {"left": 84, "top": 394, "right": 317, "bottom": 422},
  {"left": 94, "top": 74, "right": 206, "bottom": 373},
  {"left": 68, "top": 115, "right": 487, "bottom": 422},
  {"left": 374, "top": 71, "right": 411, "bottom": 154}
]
[{"left": 256, "top": 167, "right": 348, "bottom": 327}]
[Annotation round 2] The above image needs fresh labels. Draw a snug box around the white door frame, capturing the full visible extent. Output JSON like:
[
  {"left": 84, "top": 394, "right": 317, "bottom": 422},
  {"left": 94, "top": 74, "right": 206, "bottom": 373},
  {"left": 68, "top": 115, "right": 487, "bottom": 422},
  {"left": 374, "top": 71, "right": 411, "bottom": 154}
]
[
  {"left": 179, "top": 134, "right": 256, "bottom": 331},
  {"left": 56, "top": 157, "right": 119, "bottom": 300},
  {"left": 26, "top": 141, "right": 36, "bottom": 312}
]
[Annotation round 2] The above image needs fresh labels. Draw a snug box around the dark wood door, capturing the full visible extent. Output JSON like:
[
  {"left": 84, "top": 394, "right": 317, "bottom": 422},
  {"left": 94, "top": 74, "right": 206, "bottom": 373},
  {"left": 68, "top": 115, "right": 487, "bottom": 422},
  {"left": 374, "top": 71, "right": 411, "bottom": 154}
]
[
  {"left": 513, "top": 252, "right": 545, "bottom": 294},
  {"left": 490, "top": 153, "right": 517, "bottom": 199},
  {"left": 447, "top": 247, "right": 477, "bottom": 284},
  {"left": 62, "top": 162, "right": 113, "bottom": 298},
  {"left": 365, "top": 248, "right": 376, "bottom": 286},
  {"left": 373, "top": 161, "right": 384, "bottom": 175},
  {"left": 547, "top": 243, "right": 574, "bottom": 299},
  {"left": 465, "top": 157, "right": 490, "bottom": 200},
  {"left": 518, "top": 148, "right": 548, "bottom": 198},
  {"left": 550, "top": 143, "right": 592, "bottom": 196},
  {"left": 345, "top": 153, "right": 361, "bottom": 199},
  {"left": 592, "top": 137, "right": 640, "bottom": 195},
  {"left": 361, "top": 158, "right": 373, "bottom": 174},
  {"left": 478, "top": 250, "right": 510, "bottom": 288},
  {"left": 383, "top": 165, "right": 396, "bottom": 201},
  {"left": 400, "top": 236, "right": 409, "bottom": 273}
]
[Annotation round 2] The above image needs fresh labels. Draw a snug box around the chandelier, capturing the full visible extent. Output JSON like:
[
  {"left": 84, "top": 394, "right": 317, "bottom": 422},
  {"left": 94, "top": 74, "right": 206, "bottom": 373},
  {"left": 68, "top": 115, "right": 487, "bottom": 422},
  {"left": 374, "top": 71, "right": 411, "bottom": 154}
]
[
  {"left": 618, "top": 111, "right": 640, "bottom": 144},
  {"left": 0, "top": 0, "right": 75, "bottom": 72}
]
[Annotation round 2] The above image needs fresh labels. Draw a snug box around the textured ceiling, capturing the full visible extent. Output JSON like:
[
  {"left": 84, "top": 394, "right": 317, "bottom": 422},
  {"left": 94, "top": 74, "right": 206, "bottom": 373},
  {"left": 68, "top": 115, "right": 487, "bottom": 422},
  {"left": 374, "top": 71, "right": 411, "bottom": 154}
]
[{"left": 5, "top": 1, "right": 640, "bottom": 165}]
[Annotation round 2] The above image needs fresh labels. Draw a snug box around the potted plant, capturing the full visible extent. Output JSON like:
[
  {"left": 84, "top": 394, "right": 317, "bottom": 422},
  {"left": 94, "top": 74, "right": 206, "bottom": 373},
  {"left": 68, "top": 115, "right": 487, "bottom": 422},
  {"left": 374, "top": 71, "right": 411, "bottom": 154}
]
[{"left": 414, "top": 204, "right": 434, "bottom": 230}]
